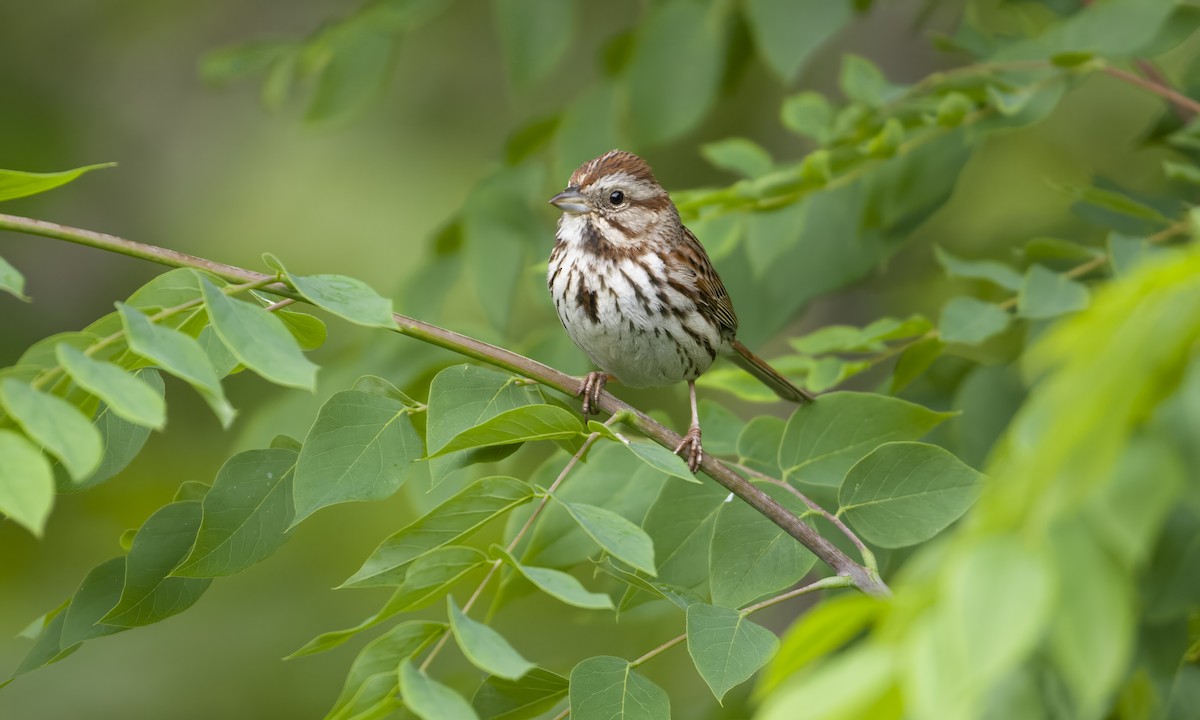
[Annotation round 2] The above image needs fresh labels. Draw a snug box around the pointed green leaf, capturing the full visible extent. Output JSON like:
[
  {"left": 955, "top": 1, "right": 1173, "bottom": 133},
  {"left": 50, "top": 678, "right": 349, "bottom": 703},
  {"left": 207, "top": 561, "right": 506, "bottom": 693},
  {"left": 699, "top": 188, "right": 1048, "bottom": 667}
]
[
  {"left": 472, "top": 667, "right": 569, "bottom": 720},
  {"left": 559, "top": 501, "right": 657, "bottom": 576},
  {"left": 264, "top": 254, "right": 396, "bottom": 328},
  {"left": 700, "top": 138, "right": 772, "bottom": 179},
  {"left": 938, "top": 296, "right": 1011, "bottom": 345},
  {"left": 779, "top": 392, "right": 954, "bottom": 486},
  {"left": 173, "top": 448, "right": 297, "bottom": 577},
  {"left": 746, "top": 0, "right": 850, "bottom": 83},
  {"left": 118, "top": 302, "right": 235, "bottom": 427},
  {"left": 429, "top": 404, "right": 582, "bottom": 458},
  {"left": 328, "top": 621, "right": 445, "bottom": 718},
  {"left": 60, "top": 557, "right": 128, "bottom": 647},
  {"left": 0, "top": 163, "right": 115, "bottom": 202},
  {"left": 623, "top": 439, "right": 700, "bottom": 484},
  {"left": 56, "top": 344, "right": 166, "bottom": 429},
  {"left": 1017, "top": 264, "right": 1091, "bottom": 319},
  {"left": 687, "top": 603, "right": 779, "bottom": 701},
  {"left": 292, "top": 390, "right": 422, "bottom": 526},
  {"left": 353, "top": 374, "right": 417, "bottom": 405},
  {"left": 641, "top": 480, "right": 726, "bottom": 596},
  {"left": 890, "top": 337, "right": 945, "bottom": 393},
  {"left": 0, "top": 429, "right": 55, "bottom": 536},
  {"left": 839, "top": 442, "right": 984, "bottom": 548},
  {"left": 492, "top": 546, "right": 613, "bottom": 610},
  {"left": 0, "top": 379, "right": 102, "bottom": 481},
  {"left": 68, "top": 370, "right": 164, "bottom": 492},
  {"left": 934, "top": 246, "right": 1024, "bottom": 291},
  {"left": 709, "top": 494, "right": 815, "bottom": 609},
  {"left": 275, "top": 308, "right": 327, "bottom": 351},
  {"left": 448, "top": 597, "right": 534, "bottom": 681},
  {"left": 173, "top": 480, "right": 210, "bottom": 503},
  {"left": 737, "top": 415, "right": 785, "bottom": 476},
  {"left": 0, "top": 255, "right": 29, "bottom": 301},
  {"left": 1108, "top": 233, "right": 1152, "bottom": 277},
  {"left": 839, "top": 55, "right": 887, "bottom": 106},
  {"left": 344, "top": 476, "right": 532, "bottom": 587},
  {"left": 400, "top": 659, "right": 481, "bottom": 720},
  {"left": 569, "top": 656, "right": 670, "bottom": 720},
  {"left": 780, "top": 92, "right": 834, "bottom": 144},
  {"left": 199, "top": 278, "right": 317, "bottom": 390},
  {"left": 100, "top": 502, "right": 212, "bottom": 627}
]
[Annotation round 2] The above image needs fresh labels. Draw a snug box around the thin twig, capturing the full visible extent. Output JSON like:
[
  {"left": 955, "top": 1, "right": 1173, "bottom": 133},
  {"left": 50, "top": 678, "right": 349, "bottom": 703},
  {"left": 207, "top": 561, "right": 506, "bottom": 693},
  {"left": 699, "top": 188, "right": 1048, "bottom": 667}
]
[
  {"left": 1134, "top": 59, "right": 1195, "bottom": 122},
  {"left": 0, "top": 212, "right": 890, "bottom": 598},
  {"left": 1102, "top": 65, "right": 1200, "bottom": 117},
  {"left": 629, "top": 633, "right": 687, "bottom": 668}
]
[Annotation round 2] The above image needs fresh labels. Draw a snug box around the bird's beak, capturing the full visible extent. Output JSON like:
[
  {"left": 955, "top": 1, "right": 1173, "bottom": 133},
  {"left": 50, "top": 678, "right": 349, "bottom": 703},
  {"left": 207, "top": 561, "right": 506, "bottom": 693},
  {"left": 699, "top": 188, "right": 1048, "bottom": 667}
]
[{"left": 549, "top": 187, "right": 590, "bottom": 215}]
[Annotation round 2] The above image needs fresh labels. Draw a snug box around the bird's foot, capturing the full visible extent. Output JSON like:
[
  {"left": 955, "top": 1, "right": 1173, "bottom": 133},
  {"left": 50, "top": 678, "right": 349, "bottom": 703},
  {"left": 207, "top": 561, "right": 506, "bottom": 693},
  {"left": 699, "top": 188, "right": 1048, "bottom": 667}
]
[
  {"left": 577, "top": 372, "right": 609, "bottom": 416},
  {"left": 674, "top": 425, "right": 703, "bottom": 473}
]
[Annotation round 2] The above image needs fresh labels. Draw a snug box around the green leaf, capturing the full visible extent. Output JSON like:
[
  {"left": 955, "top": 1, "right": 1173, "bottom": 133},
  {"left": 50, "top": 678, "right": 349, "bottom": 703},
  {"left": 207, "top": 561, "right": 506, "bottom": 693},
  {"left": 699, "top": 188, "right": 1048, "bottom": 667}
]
[
  {"left": 938, "top": 297, "right": 1012, "bottom": 345},
  {"left": 1016, "top": 264, "right": 1090, "bottom": 319},
  {"left": 595, "top": 558, "right": 703, "bottom": 611},
  {"left": 56, "top": 344, "right": 167, "bottom": 430},
  {"left": 778, "top": 392, "right": 954, "bottom": 486},
  {"left": 400, "top": 659, "right": 480, "bottom": 720},
  {"left": 68, "top": 370, "right": 164, "bottom": 492},
  {"left": 492, "top": 546, "right": 613, "bottom": 610},
  {"left": 839, "top": 55, "right": 887, "bottom": 106},
  {"left": 275, "top": 309, "right": 327, "bottom": 351},
  {"left": 344, "top": 476, "right": 532, "bottom": 587},
  {"left": 1021, "top": 236, "right": 1101, "bottom": 263},
  {"left": 935, "top": 92, "right": 974, "bottom": 127},
  {"left": 686, "top": 603, "right": 779, "bottom": 701},
  {"left": 839, "top": 442, "right": 984, "bottom": 548},
  {"left": 745, "top": 0, "right": 850, "bottom": 83},
  {"left": 292, "top": 390, "right": 422, "bottom": 526},
  {"left": 353, "top": 374, "right": 417, "bottom": 405},
  {"left": 890, "top": 337, "right": 944, "bottom": 393},
  {"left": 1164, "top": 160, "right": 1200, "bottom": 185},
  {"left": 701, "top": 138, "right": 772, "bottom": 179},
  {"left": 0, "top": 429, "right": 55, "bottom": 536},
  {"left": 265, "top": 254, "right": 396, "bottom": 328},
  {"left": 709, "top": 493, "right": 815, "bottom": 609},
  {"left": 173, "top": 480, "right": 210, "bottom": 503},
  {"left": 641, "top": 480, "right": 726, "bottom": 596},
  {"left": 0, "top": 163, "right": 115, "bottom": 202},
  {"left": 173, "top": 448, "right": 297, "bottom": 577},
  {"left": 559, "top": 500, "right": 657, "bottom": 576},
  {"left": 1066, "top": 184, "right": 1171, "bottom": 225},
  {"left": 0, "top": 255, "right": 29, "bottom": 301},
  {"left": 986, "top": 84, "right": 1035, "bottom": 116},
  {"left": 100, "top": 502, "right": 212, "bottom": 627},
  {"left": 328, "top": 620, "right": 444, "bottom": 718},
  {"left": 623, "top": 439, "right": 700, "bottom": 484},
  {"left": 934, "top": 245, "right": 1024, "bottom": 291},
  {"left": 429, "top": 404, "right": 582, "bottom": 458},
  {"left": 569, "top": 656, "right": 669, "bottom": 720},
  {"left": 304, "top": 22, "right": 397, "bottom": 124},
  {"left": 758, "top": 593, "right": 883, "bottom": 696},
  {"left": 448, "top": 596, "right": 534, "bottom": 681},
  {"left": 1107, "top": 233, "right": 1152, "bottom": 277},
  {"left": 805, "top": 357, "right": 871, "bottom": 393},
  {"left": 60, "top": 557, "right": 128, "bottom": 647},
  {"left": 737, "top": 415, "right": 785, "bottom": 476},
  {"left": 627, "top": 0, "right": 726, "bottom": 144},
  {"left": 859, "top": 118, "right": 904, "bottom": 158},
  {"left": 472, "top": 667, "right": 569, "bottom": 720},
  {"left": 789, "top": 315, "right": 932, "bottom": 354},
  {"left": 118, "top": 302, "right": 235, "bottom": 427},
  {"left": 494, "top": 0, "right": 573, "bottom": 93},
  {"left": 781, "top": 92, "right": 834, "bottom": 144},
  {"left": 199, "top": 278, "right": 317, "bottom": 390},
  {"left": 124, "top": 268, "right": 206, "bottom": 310},
  {"left": 0, "top": 379, "right": 102, "bottom": 482}
]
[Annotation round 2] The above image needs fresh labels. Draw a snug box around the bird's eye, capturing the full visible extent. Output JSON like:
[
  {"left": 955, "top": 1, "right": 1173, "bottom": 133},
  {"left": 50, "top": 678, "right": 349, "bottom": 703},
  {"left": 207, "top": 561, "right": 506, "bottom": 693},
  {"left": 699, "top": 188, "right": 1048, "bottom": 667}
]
[{"left": 609, "top": 190, "right": 624, "bottom": 206}]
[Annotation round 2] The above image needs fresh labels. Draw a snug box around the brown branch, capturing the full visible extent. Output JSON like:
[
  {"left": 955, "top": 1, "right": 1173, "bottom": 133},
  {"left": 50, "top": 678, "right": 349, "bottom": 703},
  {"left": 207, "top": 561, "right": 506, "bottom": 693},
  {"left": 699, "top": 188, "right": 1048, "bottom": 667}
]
[{"left": 1102, "top": 65, "right": 1200, "bottom": 117}]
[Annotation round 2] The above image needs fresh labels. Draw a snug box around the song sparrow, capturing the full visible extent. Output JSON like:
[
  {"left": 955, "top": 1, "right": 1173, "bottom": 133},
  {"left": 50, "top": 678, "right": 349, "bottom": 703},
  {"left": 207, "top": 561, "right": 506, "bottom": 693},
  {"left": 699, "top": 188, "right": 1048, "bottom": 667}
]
[{"left": 547, "top": 149, "right": 814, "bottom": 472}]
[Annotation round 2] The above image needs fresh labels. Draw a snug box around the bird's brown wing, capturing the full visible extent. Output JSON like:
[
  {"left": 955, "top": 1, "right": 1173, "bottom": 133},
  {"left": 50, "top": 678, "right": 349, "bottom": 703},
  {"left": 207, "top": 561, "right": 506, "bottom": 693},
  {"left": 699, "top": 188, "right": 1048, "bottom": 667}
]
[{"left": 670, "top": 225, "right": 739, "bottom": 339}]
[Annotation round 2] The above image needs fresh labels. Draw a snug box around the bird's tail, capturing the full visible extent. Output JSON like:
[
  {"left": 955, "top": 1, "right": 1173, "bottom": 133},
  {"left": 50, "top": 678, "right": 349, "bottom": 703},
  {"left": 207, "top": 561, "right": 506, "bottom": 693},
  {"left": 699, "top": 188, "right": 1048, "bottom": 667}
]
[{"left": 729, "top": 340, "right": 816, "bottom": 404}]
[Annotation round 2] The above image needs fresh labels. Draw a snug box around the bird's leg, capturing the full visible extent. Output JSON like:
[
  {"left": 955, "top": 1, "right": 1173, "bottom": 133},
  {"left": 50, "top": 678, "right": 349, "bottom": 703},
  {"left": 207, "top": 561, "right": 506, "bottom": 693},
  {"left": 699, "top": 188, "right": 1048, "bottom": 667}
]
[
  {"left": 577, "top": 372, "right": 614, "bottom": 416},
  {"left": 674, "top": 380, "right": 703, "bottom": 473}
]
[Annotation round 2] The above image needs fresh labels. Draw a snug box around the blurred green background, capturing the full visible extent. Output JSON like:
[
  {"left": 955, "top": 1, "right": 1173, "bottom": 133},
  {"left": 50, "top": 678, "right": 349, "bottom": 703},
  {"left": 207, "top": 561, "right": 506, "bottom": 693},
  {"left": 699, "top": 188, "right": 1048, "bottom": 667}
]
[{"left": 0, "top": 0, "right": 1187, "bottom": 717}]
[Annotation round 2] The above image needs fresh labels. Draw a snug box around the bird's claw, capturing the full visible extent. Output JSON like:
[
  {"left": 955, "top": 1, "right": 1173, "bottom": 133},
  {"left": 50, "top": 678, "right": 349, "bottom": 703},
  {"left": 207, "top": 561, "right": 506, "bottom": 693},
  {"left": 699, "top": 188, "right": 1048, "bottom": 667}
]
[
  {"left": 577, "top": 372, "right": 608, "bottom": 416},
  {"left": 674, "top": 426, "right": 703, "bottom": 473}
]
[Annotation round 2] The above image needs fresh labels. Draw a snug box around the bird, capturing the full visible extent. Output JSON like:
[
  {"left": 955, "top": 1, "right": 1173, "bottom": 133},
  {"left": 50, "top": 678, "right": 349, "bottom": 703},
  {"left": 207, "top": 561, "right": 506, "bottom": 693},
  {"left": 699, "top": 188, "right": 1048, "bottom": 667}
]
[{"left": 547, "top": 149, "right": 814, "bottom": 472}]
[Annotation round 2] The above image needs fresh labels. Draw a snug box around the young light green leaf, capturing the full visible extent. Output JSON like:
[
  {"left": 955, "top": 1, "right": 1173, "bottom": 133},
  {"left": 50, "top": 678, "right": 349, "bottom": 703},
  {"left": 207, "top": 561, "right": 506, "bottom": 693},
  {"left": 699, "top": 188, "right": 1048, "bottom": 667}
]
[
  {"left": 781, "top": 92, "right": 834, "bottom": 144},
  {"left": 758, "top": 593, "right": 884, "bottom": 696},
  {"left": 0, "top": 379, "right": 102, "bottom": 482},
  {"left": 686, "top": 603, "right": 779, "bottom": 701},
  {"left": 709, "top": 497, "right": 815, "bottom": 609},
  {"left": 100, "top": 502, "right": 212, "bottom": 627},
  {"left": 986, "top": 84, "right": 1036, "bottom": 116},
  {"left": 559, "top": 500, "right": 657, "bottom": 576},
  {"left": 569, "top": 656, "right": 669, "bottom": 720},
  {"left": 275, "top": 309, "right": 327, "bottom": 351},
  {"left": 0, "top": 255, "right": 29, "bottom": 301},
  {"left": 60, "top": 557, "right": 128, "bottom": 647},
  {"left": 839, "top": 442, "right": 984, "bottom": 548},
  {"left": 839, "top": 55, "right": 887, "bottom": 106},
  {"left": 448, "top": 596, "right": 534, "bottom": 681},
  {"left": 472, "top": 667, "right": 569, "bottom": 720},
  {"left": 68, "top": 370, "right": 164, "bottom": 492},
  {"left": 343, "top": 476, "right": 532, "bottom": 587},
  {"left": 123, "top": 268, "right": 205, "bottom": 310},
  {"left": 789, "top": 315, "right": 932, "bottom": 355},
  {"left": 173, "top": 448, "right": 297, "bottom": 577},
  {"left": 624, "top": 439, "right": 700, "bottom": 484},
  {"left": 859, "top": 118, "right": 904, "bottom": 158},
  {"left": 700, "top": 138, "right": 772, "bottom": 179},
  {"left": 118, "top": 302, "right": 235, "bottom": 427},
  {"left": 428, "top": 404, "right": 582, "bottom": 458},
  {"left": 292, "top": 390, "right": 422, "bottom": 526},
  {"left": 56, "top": 344, "right": 167, "bottom": 430},
  {"left": 0, "top": 429, "right": 55, "bottom": 536},
  {"left": 935, "top": 92, "right": 974, "bottom": 127},
  {"left": 1066, "top": 184, "right": 1170, "bottom": 224},
  {"left": 353, "top": 374, "right": 417, "bottom": 405},
  {"left": 890, "top": 337, "right": 945, "bottom": 393},
  {"left": 327, "top": 620, "right": 445, "bottom": 718},
  {"left": 938, "top": 296, "right": 1012, "bottom": 345},
  {"left": 264, "top": 254, "right": 396, "bottom": 328},
  {"left": 0, "top": 162, "right": 115, "bottom": 202},
  {"left": 779, "top": 392, "right": 954, "bottom": 486},
  {"left": 1017, "top": 264, "right": 1090, "bottom": 319},
  {"left": 199, "top": 278, "right": 317, "bottom": 390},
  {"left": 934, "top": 245, "right": 1024, "bottom": 291},
  {"left": 400, "top": 659, "right": 481, "bottom": 720},
  {"left": 492, "top": 546, "right": 613, "bottom": 610},
  {"left": 173, "top": 480, "right": 210, "bottom": 503},
  {"left": 746, "top": 0, "right": 850, "bottom": 83}
]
